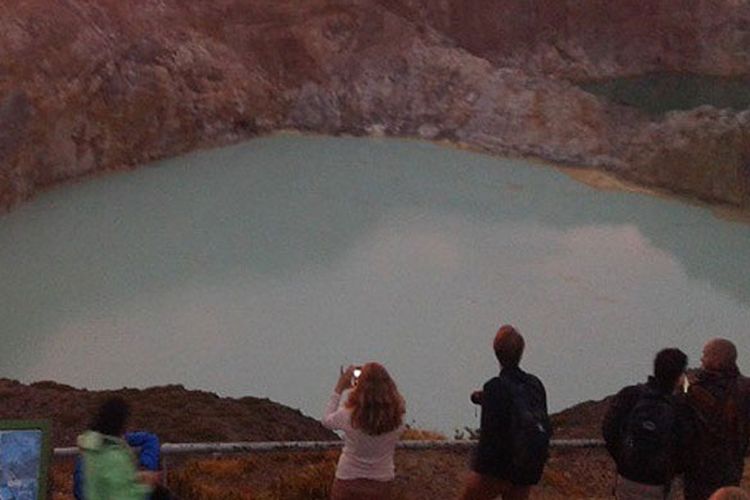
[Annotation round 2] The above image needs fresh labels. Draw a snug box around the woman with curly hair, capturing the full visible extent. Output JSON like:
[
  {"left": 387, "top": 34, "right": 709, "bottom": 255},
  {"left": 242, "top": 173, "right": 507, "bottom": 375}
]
[{"left": 322, "top": 362, "right": 406, "bottom": 500}]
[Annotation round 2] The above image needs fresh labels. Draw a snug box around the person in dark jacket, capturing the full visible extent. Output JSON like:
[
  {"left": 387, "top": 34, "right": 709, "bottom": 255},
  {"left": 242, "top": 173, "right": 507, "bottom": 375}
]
[
  {"left": 602, "top": 348, "right": 689, "bottom": 499},
  {"left": 683, "top": 338, "right": 750, "bottom": 500},
  {"left": 461, "top": 325, "right": 551, "bottom": 500}
]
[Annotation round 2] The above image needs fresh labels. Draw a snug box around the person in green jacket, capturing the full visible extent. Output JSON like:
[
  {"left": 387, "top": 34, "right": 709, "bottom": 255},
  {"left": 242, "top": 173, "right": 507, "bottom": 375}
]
[{"left": 78, "top": 397, "right": 159, "bottom": 500}]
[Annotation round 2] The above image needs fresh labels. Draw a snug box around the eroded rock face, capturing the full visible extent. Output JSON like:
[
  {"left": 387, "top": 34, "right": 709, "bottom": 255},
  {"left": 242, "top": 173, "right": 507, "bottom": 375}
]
[
  {"left": 377, "top": 0, "right": 750, "bottom": 79},
  {"left": 620, "top": 107, "right": 750, "bottom": 205},
  {"left": 1, "top": 0, "right": 749, "bottom": 211}
]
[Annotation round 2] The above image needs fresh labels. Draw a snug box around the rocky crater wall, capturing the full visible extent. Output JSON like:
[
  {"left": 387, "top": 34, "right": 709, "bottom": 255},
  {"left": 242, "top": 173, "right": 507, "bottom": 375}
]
[
  {"left": 377, "top": 0, "right": 750, "bottom": 79},
  {"left": 1, "top": 0, "right": 749, "bottom": 211}
]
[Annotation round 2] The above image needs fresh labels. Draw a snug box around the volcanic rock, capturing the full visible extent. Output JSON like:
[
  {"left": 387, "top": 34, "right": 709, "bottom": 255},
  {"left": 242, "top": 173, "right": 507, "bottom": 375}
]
[{"left": 1, "top": 0, "right": 749, "bottom": 210}]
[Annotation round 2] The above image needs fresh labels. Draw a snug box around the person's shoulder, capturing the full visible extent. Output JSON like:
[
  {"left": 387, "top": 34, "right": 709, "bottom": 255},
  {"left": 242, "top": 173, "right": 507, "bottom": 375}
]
[
  {"left": 501, "top": 368, "right": 546, "bottom": 395},
  {"left": 332, "top": 405, "right": 354, "bottom": 423},
  {"left": 337, "top": 402, "right": 354, "bottom": 414},
  {"left": 521, "top": 370, "right": 546, "bottom": 388},
  {"left": 125, "top": 431, "right": 159, "bottom": 446},
  {"left": 482, "top": 375, "right": 501, "bottom": 390},
  {"left": 612, "top": 383, "right": 646, "bottom": 402},
  {"left": 602, "top": 385, "right": 646, "bottom": 420},
  {"left": 686, "top": 368, "right": 708, "bottom": 387}
]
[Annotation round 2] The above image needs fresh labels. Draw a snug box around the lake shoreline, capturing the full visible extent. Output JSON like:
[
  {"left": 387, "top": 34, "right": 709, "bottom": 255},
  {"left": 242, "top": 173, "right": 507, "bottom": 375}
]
[
  {"left": 19, "top": 130, "right": 750, "bottom": 228},
  {"left": 3, "top": 1, "right": 750, "bottom": 213}
]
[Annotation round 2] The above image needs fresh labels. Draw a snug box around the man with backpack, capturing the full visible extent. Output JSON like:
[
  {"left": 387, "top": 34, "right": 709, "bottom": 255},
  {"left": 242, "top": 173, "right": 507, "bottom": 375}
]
[
  {"left": 683, "top": 338, "right": 750, "bottom": 500},
  {"left": 462, "top": 324, "right": 551, "bottom": 500},
  {"left": 602, "top": 348, "right": 689, "bottom": 499}
]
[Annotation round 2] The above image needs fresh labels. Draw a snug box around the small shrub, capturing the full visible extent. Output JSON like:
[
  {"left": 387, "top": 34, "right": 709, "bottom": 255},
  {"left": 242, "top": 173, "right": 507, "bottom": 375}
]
[{"left": 453, "top": 427, "right": 480, "bottom": 440}]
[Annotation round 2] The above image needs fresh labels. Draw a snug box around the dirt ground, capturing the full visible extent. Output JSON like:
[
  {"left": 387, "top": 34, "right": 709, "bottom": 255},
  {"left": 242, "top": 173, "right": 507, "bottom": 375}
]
[
  {"left": 49, "top": 447, "right": 616, "bottom": 499},
  {"left": 49, "top": 447, "right": 750, "bottom": 499}
]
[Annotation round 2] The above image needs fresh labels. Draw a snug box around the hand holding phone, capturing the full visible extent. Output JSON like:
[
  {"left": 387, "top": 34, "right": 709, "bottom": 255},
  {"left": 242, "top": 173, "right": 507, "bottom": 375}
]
[{"left": 335, "top": 365, "right": 357, "bottom": 394}]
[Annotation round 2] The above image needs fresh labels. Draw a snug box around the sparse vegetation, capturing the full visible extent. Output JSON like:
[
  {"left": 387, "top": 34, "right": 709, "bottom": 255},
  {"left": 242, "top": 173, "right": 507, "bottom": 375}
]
[
  {"left": 401, "top": 426, "right": 447, "bottom": 441},
  {"left": 169, "top": 451, "right": 339, "bottom": 500}
]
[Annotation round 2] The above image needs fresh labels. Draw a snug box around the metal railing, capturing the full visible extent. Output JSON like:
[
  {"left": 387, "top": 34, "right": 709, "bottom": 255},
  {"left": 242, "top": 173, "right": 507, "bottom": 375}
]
[
  {"left": 53, "top": 438, "right": 605, "bottom": 458},
  {"left": 56, "top": 438, "right": 605, "bottom": 487}
]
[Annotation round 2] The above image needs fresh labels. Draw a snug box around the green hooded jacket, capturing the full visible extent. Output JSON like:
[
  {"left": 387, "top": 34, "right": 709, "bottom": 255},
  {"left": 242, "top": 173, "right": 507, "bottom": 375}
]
[{"left": 77, "top": 430, "right": 151, "bottom": 500}]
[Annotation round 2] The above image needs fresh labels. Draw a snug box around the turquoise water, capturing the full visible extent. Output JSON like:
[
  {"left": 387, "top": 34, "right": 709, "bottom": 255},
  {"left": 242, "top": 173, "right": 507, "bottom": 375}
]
[
  {"left": 1, "top": 135, "right": 749, "bottom": 434},
  {"left": 581, "top": 73, "right": 750, "bottom": 114}
]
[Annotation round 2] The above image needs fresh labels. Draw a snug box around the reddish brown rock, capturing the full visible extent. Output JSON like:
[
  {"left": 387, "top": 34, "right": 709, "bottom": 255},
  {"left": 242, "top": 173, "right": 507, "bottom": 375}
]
[
  {"left": 0, "top": 378, "right": 336, "bottom": 447},
  {"left": 620, "top": 107, "right": 750, "bottom": 205},
  {"left": 378, "top": 0, "right": 750, "bottom": 79},
  {"left": 0, "top": 0, "right": 749, "bottom": 211}
]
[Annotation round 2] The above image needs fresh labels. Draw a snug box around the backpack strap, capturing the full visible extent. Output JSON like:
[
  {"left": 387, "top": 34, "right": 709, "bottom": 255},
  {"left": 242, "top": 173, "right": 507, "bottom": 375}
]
[
  {"left": 619, "top": 385, "right": 655, "bottom": 431},
  {"left": 499, "top": 372, "right": 544, "bottom": 410}
]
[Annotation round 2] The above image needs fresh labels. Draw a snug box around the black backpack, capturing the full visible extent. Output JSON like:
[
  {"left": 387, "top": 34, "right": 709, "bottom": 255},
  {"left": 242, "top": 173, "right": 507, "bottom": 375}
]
[
  {"left": 502, "top": 374, "right": 551, "bottom": 484},
  {"left": 619, "top": 387, "right": 677, "bottom": 484}
]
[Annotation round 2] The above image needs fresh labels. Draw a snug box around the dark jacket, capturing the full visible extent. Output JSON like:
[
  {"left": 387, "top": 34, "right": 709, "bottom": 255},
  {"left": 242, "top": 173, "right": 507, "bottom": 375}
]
[
  {"left": 682, "top": 368, "right": 750, "bottom": 500},
  {"left": 471, "top": 366, "right": 549, "bottom": 485},
  {"left": 601, "top": 377, "right": 689, "bottom": 486}
]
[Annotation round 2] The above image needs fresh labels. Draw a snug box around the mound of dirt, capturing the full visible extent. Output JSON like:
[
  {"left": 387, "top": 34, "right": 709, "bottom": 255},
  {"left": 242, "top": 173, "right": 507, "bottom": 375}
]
[{"left": 0, "top": 378, "right": 336, "bottom": 447}]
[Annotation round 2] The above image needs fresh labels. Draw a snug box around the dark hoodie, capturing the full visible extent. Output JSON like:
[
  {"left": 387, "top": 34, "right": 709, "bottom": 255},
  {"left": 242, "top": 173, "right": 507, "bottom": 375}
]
[{"left": 683, "top": 366, "right": 750, "bottom": 500}]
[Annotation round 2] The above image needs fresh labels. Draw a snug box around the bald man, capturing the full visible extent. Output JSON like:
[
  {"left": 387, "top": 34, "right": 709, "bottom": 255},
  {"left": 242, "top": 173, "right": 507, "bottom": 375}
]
[
  {"left": 683, "top": 339, "right": 750, "bottom": 500},
  {"left": 462, "top": 325, "right": 551, "bottom": 500}
]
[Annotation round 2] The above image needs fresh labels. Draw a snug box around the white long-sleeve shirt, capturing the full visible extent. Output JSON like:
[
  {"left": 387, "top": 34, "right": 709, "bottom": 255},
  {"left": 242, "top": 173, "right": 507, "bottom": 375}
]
[{"left": 322, "top": 392, "right": 403, "bottom": 481}]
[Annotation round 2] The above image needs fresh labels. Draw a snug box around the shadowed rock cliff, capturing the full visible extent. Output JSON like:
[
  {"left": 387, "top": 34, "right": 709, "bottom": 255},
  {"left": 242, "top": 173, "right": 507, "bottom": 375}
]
[{"left": 376, "top": 0, "right": 750, "bottom": 79}]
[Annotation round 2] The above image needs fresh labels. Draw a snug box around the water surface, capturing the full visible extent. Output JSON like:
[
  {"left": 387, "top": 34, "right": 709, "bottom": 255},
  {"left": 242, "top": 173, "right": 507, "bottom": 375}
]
[
  {"left": 1, "top": 135, "right": 749, "bottom": 434},
  {"left": 581, "top": 73, "right": 750, "bottom": 114}
]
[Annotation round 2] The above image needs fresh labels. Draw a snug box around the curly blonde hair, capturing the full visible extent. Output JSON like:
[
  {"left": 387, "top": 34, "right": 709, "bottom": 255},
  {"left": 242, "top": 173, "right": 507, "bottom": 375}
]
[{"left": 345, "top": 362, "right": 405, "bottom": 435}]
